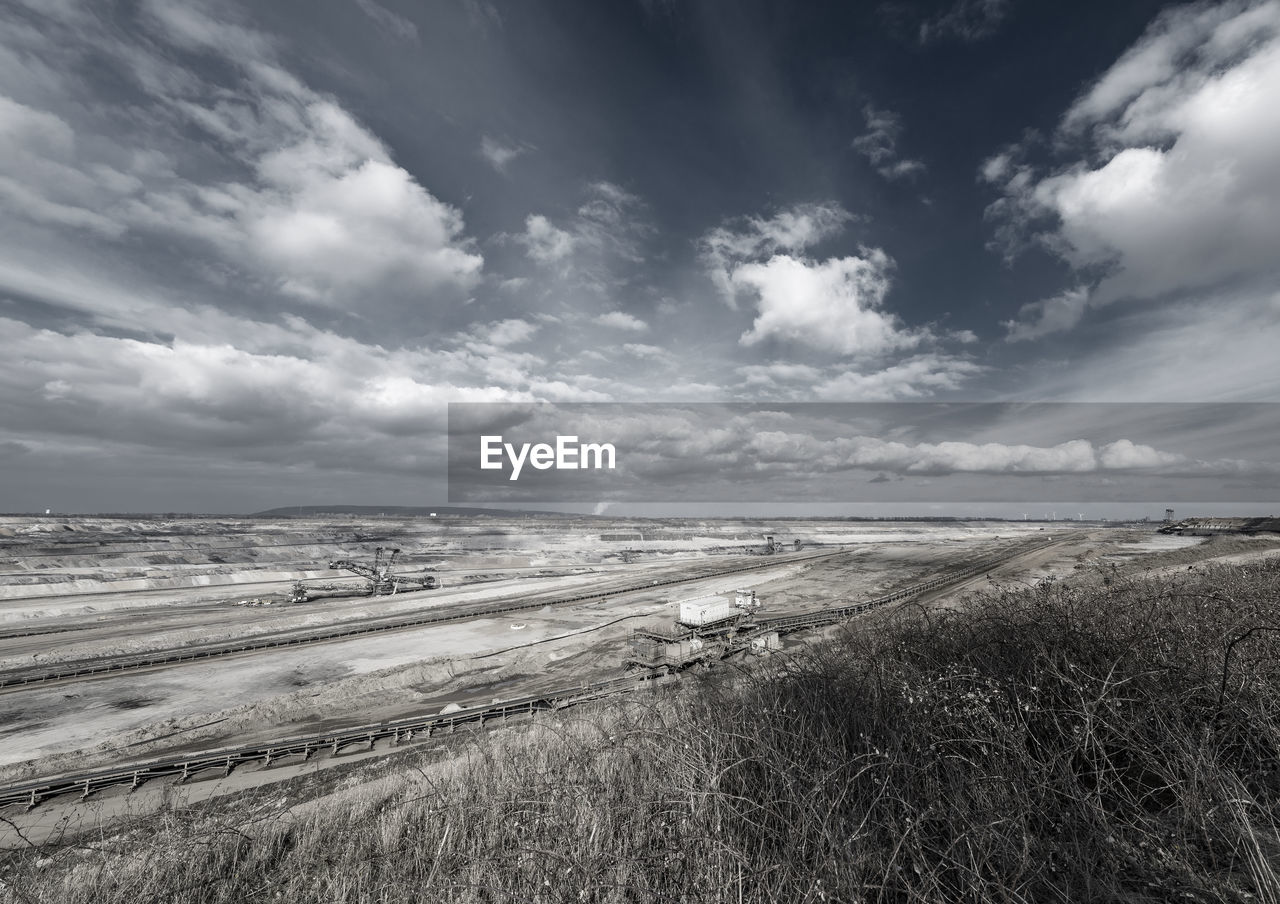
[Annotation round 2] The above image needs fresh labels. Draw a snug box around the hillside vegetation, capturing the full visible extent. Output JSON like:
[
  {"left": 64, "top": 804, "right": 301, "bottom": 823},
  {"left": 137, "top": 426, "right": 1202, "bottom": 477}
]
[{"left": 4, "top": 560, "right": 1279, "bottom": 903}]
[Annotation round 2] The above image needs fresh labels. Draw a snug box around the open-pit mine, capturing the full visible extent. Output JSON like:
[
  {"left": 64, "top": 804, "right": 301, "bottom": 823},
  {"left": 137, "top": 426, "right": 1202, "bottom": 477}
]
[{"left": 3, "top": 511, "right": 1277, "bottom": 845}]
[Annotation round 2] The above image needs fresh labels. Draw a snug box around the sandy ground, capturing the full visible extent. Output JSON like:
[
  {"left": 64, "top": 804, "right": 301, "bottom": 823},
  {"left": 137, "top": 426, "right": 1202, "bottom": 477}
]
[
  {"left": 0, "top": 559, "right": 689, "bottom": 668},
  {"left": 6, "top": 516, "right": 1247, "bottom": 848},
  {"left": 0, "top": 518, "right": 1144, "bottom": 792},
  {"left": 0, "top": 552, "right": 840, "bottom": 781}
]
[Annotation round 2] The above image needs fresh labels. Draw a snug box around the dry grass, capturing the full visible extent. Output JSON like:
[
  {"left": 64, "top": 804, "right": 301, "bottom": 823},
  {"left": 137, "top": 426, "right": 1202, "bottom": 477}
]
[
  {"left": 3, "top": 560, "right": 1279, "bottom": 903},
  {"left": 1114, "top": 533, "right": 1280, "bottom": 572}
]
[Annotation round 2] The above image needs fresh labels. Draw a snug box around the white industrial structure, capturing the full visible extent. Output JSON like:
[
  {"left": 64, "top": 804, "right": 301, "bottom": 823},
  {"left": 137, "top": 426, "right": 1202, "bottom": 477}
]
[{"left": 677, "top": 588, "right": 761, "bottom": 629}]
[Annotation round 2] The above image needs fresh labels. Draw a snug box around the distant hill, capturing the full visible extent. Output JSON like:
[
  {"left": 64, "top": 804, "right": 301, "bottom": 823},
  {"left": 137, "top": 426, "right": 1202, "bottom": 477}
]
[{"left": 250, "top": 504, "right": 584, "bottom": 518}]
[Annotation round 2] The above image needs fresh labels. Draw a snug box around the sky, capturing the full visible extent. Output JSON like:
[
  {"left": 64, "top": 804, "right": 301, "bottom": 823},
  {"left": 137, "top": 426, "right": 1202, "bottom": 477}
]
[{"left": 0, "top": 0, "right": 1278, "bottom": 514}]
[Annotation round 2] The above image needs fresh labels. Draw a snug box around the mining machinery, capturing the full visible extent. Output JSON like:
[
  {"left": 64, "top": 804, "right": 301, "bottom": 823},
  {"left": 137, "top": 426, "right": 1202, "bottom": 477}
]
[
  {"left": 288, "top": 580, "right": 369, "bottom": 604},
  {"left": 324, "top": 546, "right": 438, "bottom": 597}
]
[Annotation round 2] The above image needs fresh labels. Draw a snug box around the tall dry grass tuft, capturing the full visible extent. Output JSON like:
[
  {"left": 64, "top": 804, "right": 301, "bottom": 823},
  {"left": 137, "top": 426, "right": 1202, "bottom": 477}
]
[{"left": 3, "top": 559, "right": 1279, "bottom": 902}]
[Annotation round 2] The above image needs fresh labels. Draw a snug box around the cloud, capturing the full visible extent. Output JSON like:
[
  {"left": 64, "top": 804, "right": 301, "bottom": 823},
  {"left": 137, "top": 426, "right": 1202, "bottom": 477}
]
[
  {"left": 736, "top": 433, "right": 1269, "bottom": 480},
  {"left": 733, "top": 249, "right": 923, "bottom": 356},
  {"left": 245, "top": 155, "right": 483, "bottom": 302},
  {"left": 1003, "top": 286, "right": 1089, "bottom": 341},
  {"left": 827, "top": 436, "right": 1100, "bottom": 475},
  {"left": 1012, "top": 287, "right": 1280, "bottom": 401},
  {"left": 353, "top": 0, "right": 419, "bottom": 42},
  {"left": 736, "top": 355, "right": 982, "bottom": 400},
  {"left": 811, "top": 354, "right": 984, "bottom": 399},
  {"left": 988, "top": 1, "right": 1280, "bottom": 337},
  {"left": 515, "top": 182, "right": 654, "bottom": 300},
  {"left": 852, "top": 105, "right": 926, "bottom": 180},
  {"left": 1096, "top": 438, "right": 1183, "bottom": 470},
  {"left": 0, "top": 96, "right": 131, "bottom": 237},
  {"left": 519, "top": 214, "right": 575, "bottom": 263},
  {"left": 449, "top": 403, "right": 1280, "bottom": 506},
  {"left": 700, "top": 201, "right": 852, "bottom": 305},
  {"left": 0, "top": 1, "right": 482, "bottom": 309},
  {"left": 479, "top": 136, "right": 530, "bottom": 173},
  {"left": 463, "top": 0, "right": 502, "bottom": 32},
  {"left": 700, "top": 202, "right": 977, "bottom": 385},
  {"left": 736, "top": 362, "right": 824, "bottom": 388},
  {"left": 621, "top": 343, "right": 669, "bottom": 359},
  {"left": 919, "top": 0, "right": 1013, "bottom": 44},
  {"left": 483, "top": 319, "right": 538, "bottom": 347},
  {"left": 595, "top": 311, "right": 649, "bottom": 331},
  {"left": 0, "top": 311, "right": 588, "bottom": 470},
  {"left": 573, "top": 181, "right": 650, "bottom": 262}
]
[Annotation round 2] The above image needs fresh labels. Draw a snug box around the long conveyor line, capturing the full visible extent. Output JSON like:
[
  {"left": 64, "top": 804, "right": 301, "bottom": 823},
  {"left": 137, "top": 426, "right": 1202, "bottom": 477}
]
[{"left": 0, "top": 675, "right": 653, "bottom": 811}]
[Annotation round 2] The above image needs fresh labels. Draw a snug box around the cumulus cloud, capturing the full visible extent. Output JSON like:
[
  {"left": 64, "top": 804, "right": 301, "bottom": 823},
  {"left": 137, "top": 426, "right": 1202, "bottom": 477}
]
[
  {"left": 823, "top": 436, "right": 1099, "bottom": 475},
  {"left": 519, "top": 214, "right": 575, "bottom": 263},
  {"left": 449, "top": 401, "right": 1280, "bottom": 505},
  {"left": 482, "top": 318, "right": 538, "bottom": 347},
  {"left": 699, "top": 202, "right": 978, "bottom": 397},
  {"left": 700, "top": 201, "right": 851, "bottom": 305},
  {"left": 988, "top": 1, "right": 1280, "bottom": 338},
  {"left": 0, "top": 310, "right": 608, "bottom": 471},
  {"left": 621, "top": 343, "right": 670, "bottom": 359},
  {"left": 245, "top": 155, "right": 482, "bottom": 302},
  {"left": 852, "top": 105, "right": 926, "bottom": 180},
  {"left": 1097, "top": 438, "right": 1184, "bottom": 470},
  {"left": 703, "top": 204, "right": 924, "bottom": 356},
  {"left": 664, "top": 429, "right": 1262, "bottom": 480},
  {"left": 595, "top": 311, "right": 649, "bottom": 331},
  {"left": 0, "top": 1, "right": 482, "bottom": 308},
  {"left": 733, "top": 249, "right": 923, "bottom": 356}
]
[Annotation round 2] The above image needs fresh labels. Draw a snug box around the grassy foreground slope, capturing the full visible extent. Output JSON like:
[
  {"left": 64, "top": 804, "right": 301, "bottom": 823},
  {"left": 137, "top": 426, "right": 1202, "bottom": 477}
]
[{"left": 4, "top": 561, "right": 1280, "bottom": 903}]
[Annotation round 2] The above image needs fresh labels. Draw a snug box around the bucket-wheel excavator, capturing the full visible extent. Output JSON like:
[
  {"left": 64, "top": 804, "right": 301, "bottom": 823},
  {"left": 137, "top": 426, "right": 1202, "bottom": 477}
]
[{"left": 290, "top": 546, "right": 438, "bottom": 603}]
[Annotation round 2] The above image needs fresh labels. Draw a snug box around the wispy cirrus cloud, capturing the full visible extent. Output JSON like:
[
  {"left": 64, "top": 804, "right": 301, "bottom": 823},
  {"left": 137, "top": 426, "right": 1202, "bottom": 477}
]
[
  {"left": 352, "top": 0, "right": 418, "bottom": 42},
  {"left": 918, "top": 0, "right": 1013, "bottom": 44},
  {"left": 852, "top": 105, "right": 926, "bottom": 181},
  {"left": 479, "top": 135, "right": 532, "bottom": 174}
]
